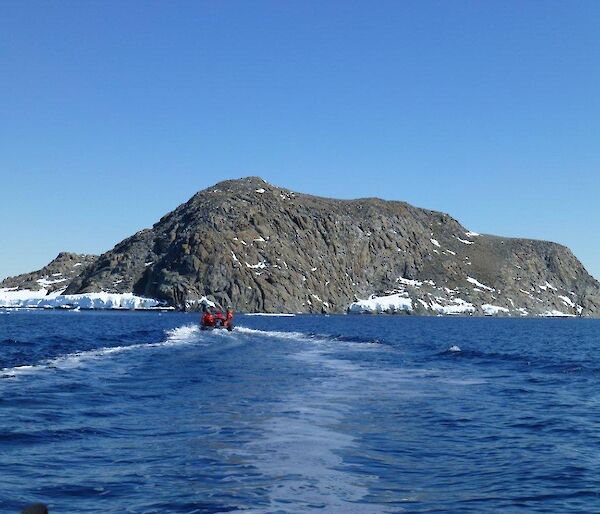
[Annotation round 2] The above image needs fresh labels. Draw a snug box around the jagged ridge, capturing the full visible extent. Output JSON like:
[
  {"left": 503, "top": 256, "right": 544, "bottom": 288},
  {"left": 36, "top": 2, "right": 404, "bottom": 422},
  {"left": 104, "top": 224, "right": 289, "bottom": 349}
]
[
  {"left": 1, "top": 252, "right": 97, "bottom": 293},
  {"left": 54, "top": 177, "right": 600, "bottom": 316}
]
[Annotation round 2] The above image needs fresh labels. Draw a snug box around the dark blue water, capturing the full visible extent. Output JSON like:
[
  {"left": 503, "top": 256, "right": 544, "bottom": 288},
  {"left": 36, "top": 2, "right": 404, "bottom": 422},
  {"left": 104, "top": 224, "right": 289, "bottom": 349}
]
[{"left": 1, "top": 310, "right": 600, "bottom": 513}]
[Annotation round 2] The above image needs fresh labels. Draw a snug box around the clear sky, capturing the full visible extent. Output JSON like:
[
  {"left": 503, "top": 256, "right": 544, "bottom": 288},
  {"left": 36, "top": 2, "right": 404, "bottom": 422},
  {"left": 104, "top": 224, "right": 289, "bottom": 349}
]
[{"left": 1, "top": 1, "right": 599, "bottom": 280}]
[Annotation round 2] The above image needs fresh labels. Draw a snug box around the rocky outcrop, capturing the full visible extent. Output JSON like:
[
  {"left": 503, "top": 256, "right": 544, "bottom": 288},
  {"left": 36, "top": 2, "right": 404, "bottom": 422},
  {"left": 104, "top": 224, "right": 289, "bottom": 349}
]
[
  {"left": 52, "top": 177, "right": 600, "bottom": 316},
  {"left": 1, "top": 252, "right": 97, "bottom": 293}
]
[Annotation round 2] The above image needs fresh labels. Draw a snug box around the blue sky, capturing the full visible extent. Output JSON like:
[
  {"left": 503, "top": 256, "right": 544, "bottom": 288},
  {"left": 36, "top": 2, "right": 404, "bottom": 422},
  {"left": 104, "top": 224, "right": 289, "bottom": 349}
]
[{"left": 1, "top": 1, "right": 599, "bottom": 280}]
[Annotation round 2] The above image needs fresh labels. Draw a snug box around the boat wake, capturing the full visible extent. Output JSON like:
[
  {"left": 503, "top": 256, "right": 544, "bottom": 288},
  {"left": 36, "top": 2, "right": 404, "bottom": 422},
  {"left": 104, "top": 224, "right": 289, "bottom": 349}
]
[
  {"left": 234, "top": 326, "right": 309, "bottom": 341},
  {"left": 0, "top": 324, "right": 220, "bottom": 379},
  {"left": 1, "top": 324, "right": 381, "bottom": 381},
  {"left": 0, "top": 324, "right": 314, "bottom": 380},
  {"left": 234, "top": 326, "right": 384, "bottom": 348}
]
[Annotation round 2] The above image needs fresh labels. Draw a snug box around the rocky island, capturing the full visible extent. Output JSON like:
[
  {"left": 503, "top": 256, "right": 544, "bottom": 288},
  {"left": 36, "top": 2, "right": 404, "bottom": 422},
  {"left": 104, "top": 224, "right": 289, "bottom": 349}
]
[{"left": 2, "top": 177, "right": 599, "bottom": 316}]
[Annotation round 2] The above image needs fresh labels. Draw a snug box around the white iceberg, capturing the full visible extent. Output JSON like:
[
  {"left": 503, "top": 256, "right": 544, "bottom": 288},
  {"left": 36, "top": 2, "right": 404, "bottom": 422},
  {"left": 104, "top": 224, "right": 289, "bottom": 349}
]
[{"left": 0, "top": 288, "right": 165, "bottom": 310}]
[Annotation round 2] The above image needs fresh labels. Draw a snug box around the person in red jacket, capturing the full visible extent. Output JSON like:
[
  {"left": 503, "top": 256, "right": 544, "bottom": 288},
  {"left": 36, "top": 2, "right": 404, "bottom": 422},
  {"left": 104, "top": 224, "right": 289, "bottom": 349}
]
[{"left": 201, "top": 308, "right": 215, "bottom": 328}]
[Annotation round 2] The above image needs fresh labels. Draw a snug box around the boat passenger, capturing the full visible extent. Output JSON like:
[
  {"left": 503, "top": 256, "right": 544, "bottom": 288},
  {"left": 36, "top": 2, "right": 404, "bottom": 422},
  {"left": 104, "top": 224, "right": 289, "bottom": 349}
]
[
  {"left": 201, "top": 309, "right": 215, "bottom": 328},
  {"left": 214, "top": 308, "right": 226, "bottom": 327},
  {"left": 224, "top": 307, "right": 234, "bottom": 330}
]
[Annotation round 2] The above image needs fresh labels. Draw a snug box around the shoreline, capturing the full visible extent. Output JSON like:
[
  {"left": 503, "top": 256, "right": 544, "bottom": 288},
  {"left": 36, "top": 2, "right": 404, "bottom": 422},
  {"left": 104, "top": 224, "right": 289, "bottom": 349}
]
[{"left": 0, "top": 306, "right": 586, "bottom": 318}]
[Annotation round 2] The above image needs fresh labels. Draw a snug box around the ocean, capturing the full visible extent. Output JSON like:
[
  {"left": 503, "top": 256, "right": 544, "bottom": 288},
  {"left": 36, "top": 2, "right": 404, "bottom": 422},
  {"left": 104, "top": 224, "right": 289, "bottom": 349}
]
[{"left": 1, "top": 310, "right": 599, "bottom": 513}]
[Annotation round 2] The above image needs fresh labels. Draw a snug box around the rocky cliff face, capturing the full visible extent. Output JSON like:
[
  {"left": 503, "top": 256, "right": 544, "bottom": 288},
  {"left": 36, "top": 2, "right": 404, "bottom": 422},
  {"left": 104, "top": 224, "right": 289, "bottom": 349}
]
[
  {"left": 54, "top": 177, "right": 600, "bottom": 316},
  {"left": 1, "top": 253, "right": 97, "bottom": 293}
]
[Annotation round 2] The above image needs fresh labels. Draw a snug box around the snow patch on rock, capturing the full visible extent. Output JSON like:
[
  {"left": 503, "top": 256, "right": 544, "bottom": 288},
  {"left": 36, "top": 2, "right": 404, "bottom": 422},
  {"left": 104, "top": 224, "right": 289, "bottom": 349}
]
[
  {"left": 349, "top": 293, "right": 413, "bottom": 314},
  {"left": 456, "top": 237, "right": 474, "bottom": 245},
  {"left": 430, "top": 297, "right": 475, "bottom": 315},
  {"left": 558, "top": 295, "right": 575, "bottom": 308},
  {"left": 482, "top": 304, "right": 510, "bottom": 316},
  {"left": 541, "top": 310, "right": 575, "bottom": 318},
  {"left": 467, "top": 276, "right": 495, "bottom": 292}
]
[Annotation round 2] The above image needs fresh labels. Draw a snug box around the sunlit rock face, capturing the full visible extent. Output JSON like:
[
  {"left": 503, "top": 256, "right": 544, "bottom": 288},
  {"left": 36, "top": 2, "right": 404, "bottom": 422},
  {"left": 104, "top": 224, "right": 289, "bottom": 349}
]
[{"left": 5, "top": 177, "right": 600, "bottom": 316}]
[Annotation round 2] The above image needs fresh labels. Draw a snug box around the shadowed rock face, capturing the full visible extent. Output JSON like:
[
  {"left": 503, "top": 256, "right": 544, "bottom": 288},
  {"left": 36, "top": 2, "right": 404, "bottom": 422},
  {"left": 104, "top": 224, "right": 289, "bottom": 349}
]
[
  {"left": 1, "top": 253, "right": 97, "bottom": 293},
  {"left": 55, "top": 177, "right": 600, "bottom": 316}
]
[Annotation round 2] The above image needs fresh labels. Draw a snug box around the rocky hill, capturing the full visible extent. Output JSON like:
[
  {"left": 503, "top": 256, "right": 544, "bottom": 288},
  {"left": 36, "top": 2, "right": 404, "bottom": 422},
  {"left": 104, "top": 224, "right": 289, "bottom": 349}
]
[
  {"left": 46, "top": 176, "right": 600, "bottom": 316},
  {"left": 1, "top": 252, "right": 97, "bottom": 293}
]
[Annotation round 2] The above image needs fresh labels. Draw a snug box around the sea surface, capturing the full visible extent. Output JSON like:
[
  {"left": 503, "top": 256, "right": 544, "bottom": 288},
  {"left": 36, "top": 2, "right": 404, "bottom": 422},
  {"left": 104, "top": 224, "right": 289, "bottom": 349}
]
[{"left": 1, "top": 310, "right": 599, "bottom": 513}]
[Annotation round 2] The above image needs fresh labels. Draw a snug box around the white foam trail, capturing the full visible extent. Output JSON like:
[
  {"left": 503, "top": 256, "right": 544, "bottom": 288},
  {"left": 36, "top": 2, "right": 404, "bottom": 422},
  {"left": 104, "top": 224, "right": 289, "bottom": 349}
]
[
  {"left": 236, "top": 326, "right": 349, "bottom": 349},
  {"left": 234, "top": 346, "right": 392, "bottom": 511},
  {"left": 234, "top": 326, "right": 309, "bottom": 341},
  {"left": 165, "top": 324, "right": 200, "bottom": 341},
  {"left": 235, "top": 327, "right": 386, "bottom": 355},
  {"left": 1, "top": 324, "right": 206, "bottom": 378}
]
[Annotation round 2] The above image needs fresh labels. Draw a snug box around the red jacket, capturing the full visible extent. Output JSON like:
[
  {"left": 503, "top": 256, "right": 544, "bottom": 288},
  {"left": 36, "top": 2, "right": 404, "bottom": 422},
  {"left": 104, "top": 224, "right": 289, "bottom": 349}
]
[{"left": 202, "top": 312, "right": 215, "bottom": 327}]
